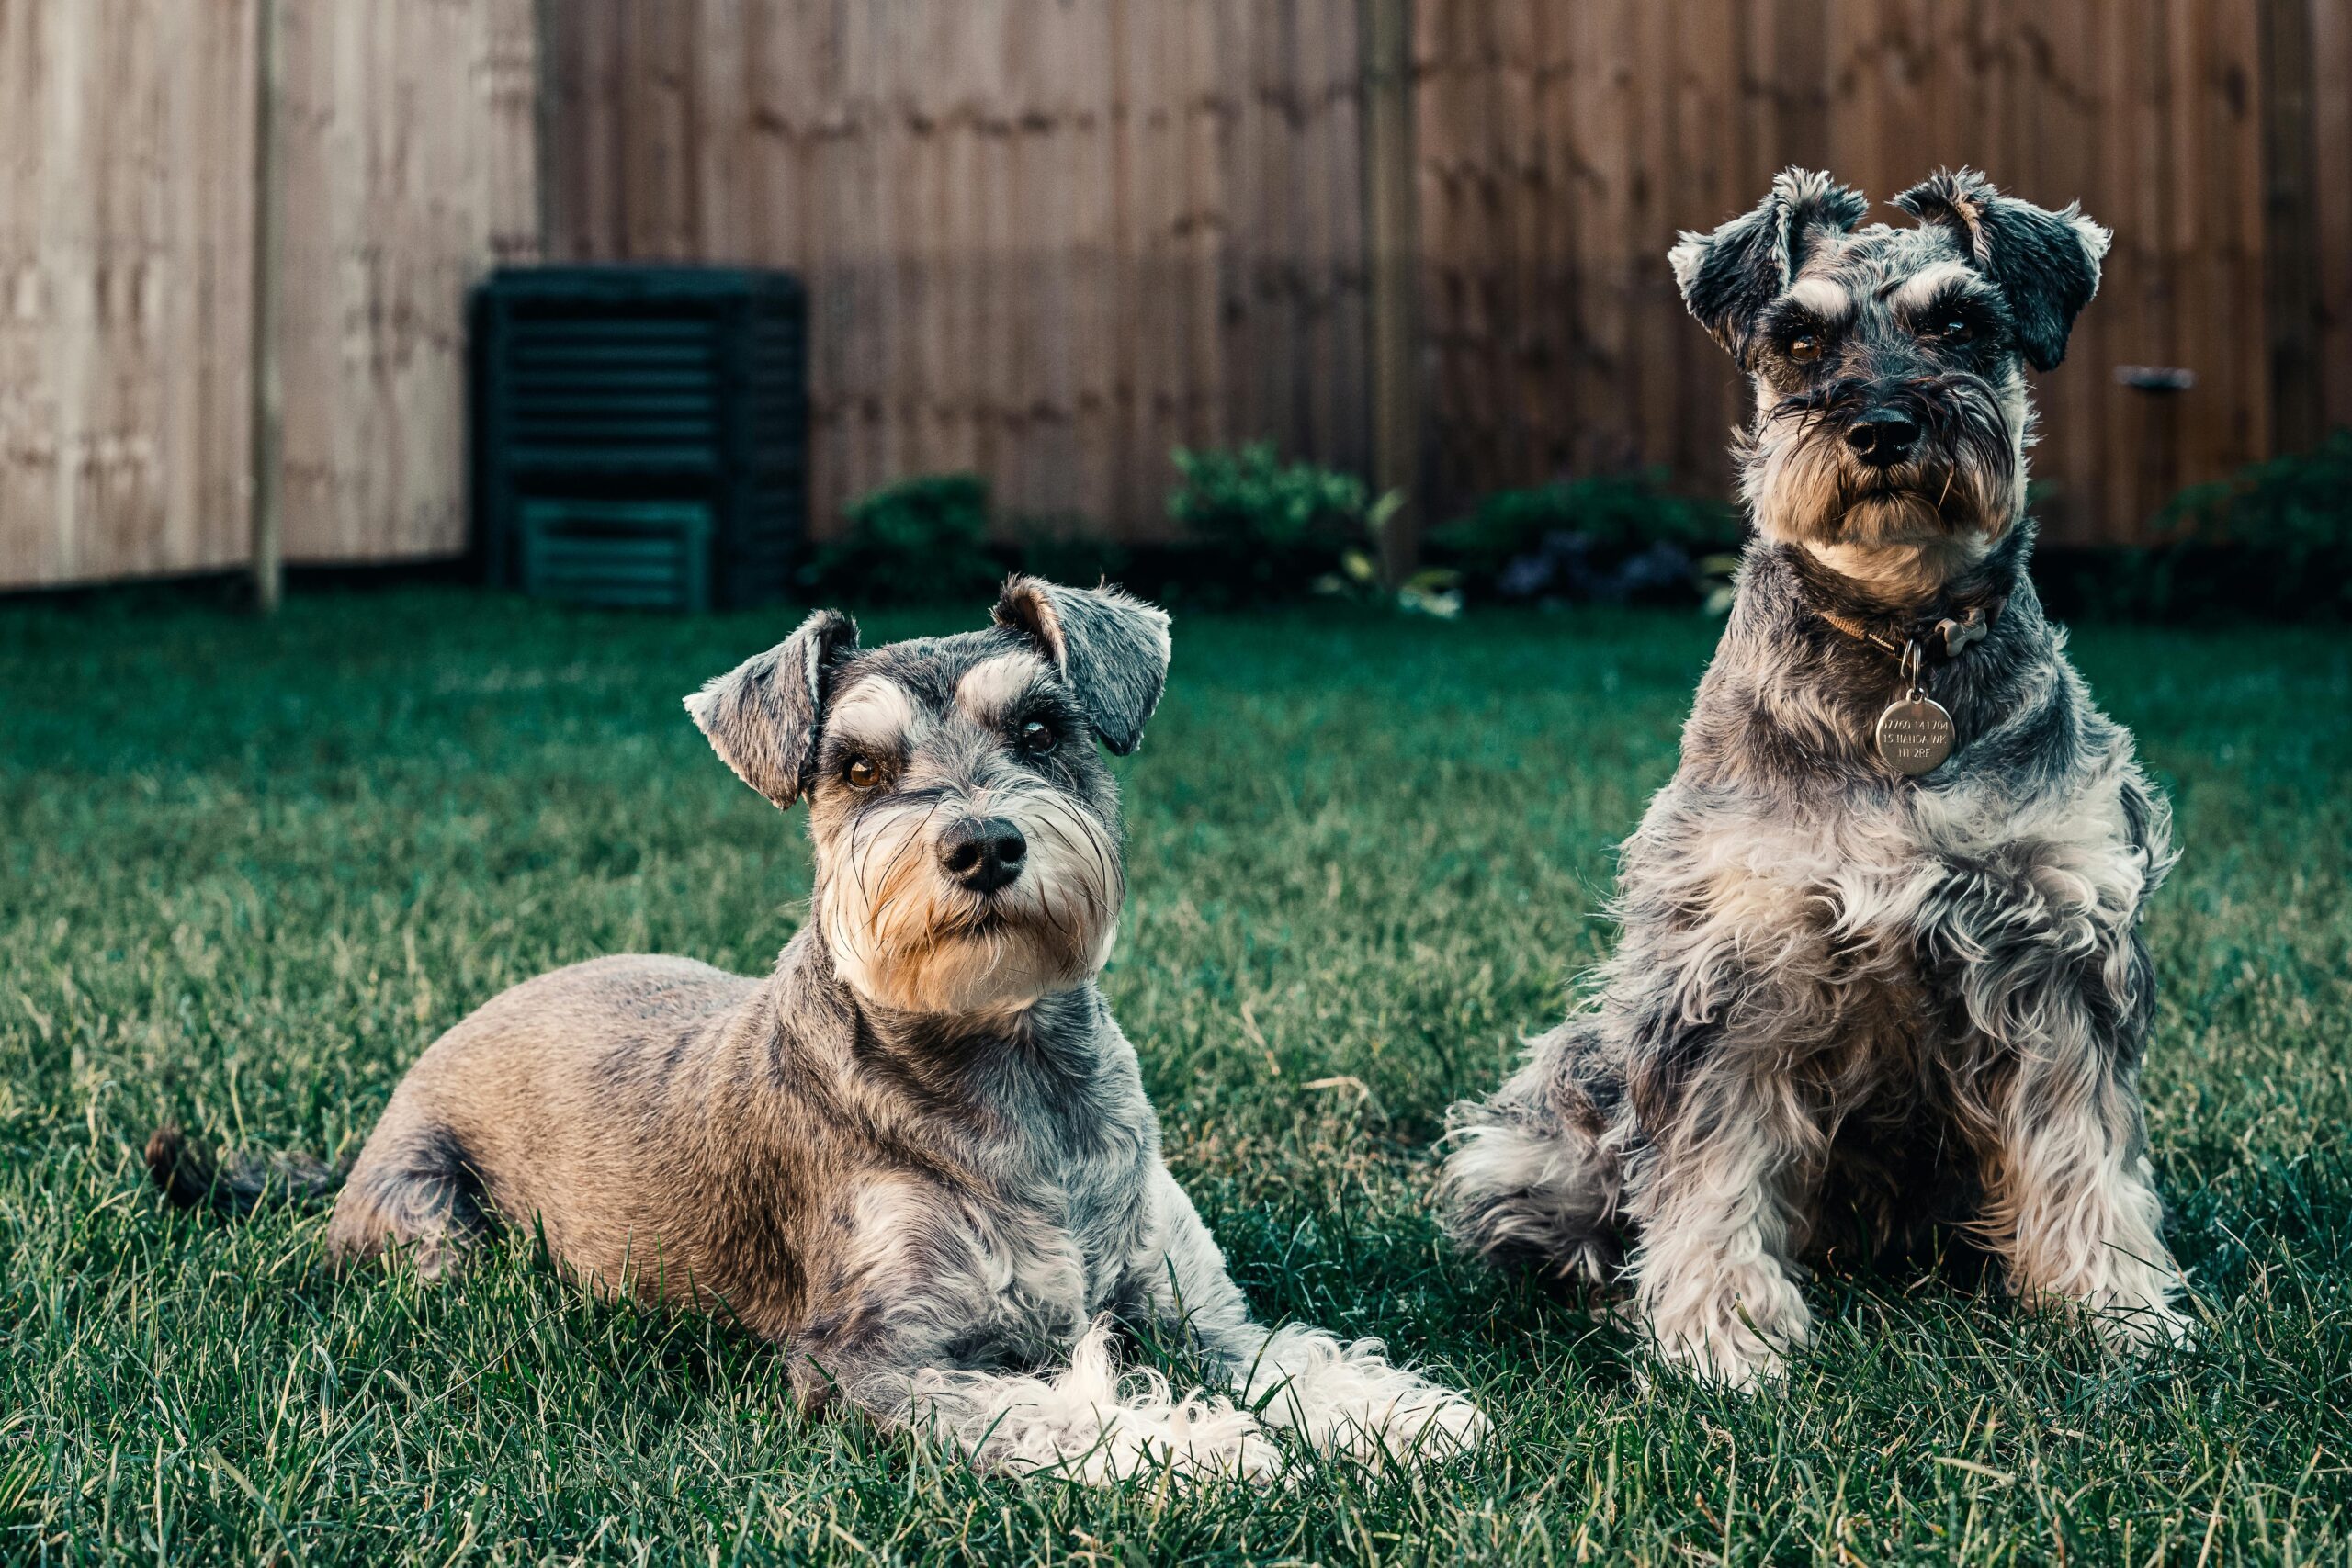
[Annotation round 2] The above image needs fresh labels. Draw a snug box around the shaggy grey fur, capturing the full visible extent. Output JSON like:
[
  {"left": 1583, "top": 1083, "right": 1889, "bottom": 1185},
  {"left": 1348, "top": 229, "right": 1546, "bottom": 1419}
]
[
  {"left": 1442, "top": 170, "right": 2189, "bottom": 1388},
  {"left": 153, "top": 578, "right": 1483, "bottom": 1483}
]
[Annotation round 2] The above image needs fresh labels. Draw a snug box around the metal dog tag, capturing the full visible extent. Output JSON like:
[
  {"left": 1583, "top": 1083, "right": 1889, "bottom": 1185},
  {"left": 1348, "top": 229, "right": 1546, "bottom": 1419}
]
[{"left": 1875, "top": 694, "right": 1954, "bottom": 776}]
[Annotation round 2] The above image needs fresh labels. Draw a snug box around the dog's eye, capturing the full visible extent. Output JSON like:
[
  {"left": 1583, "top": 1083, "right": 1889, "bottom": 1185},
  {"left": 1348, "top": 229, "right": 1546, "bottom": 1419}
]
[
  {"left": 845, "top": 758, "right": 881, "bottom": 790},
  {"left": 1927, "top": 316, "right": 1973, "bottom": 344},
  {"left": 1786, "top": 333, "right": 1824, "bottom": 364},
  {"left": 1017, "top": 720, "right": 1057, "bottom": 756}
]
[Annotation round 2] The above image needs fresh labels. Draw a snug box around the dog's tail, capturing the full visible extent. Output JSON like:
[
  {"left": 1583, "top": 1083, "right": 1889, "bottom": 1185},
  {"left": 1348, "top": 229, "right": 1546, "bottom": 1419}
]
[{"left": 145, "top": 1124, "right": 345, "bottom": 1216}]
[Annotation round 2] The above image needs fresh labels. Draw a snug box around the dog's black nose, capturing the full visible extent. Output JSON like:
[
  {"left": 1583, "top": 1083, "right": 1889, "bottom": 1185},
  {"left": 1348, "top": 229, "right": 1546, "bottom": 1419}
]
[
  {"left": 1845, "top": 411, "right": 1921, "bottom": 468},
  {"left": 939, "top": 817, "right": 1027, "bottom": 894}
]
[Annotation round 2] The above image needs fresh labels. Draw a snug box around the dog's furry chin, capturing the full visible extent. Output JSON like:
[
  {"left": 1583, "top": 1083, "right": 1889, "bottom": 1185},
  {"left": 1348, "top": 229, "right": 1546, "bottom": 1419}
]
[
  {"left": 1802, "top": 520, "right": 1999, "bottom": 604},
  {"left": 1756, "top": 477, "right": 2011, "bottom": 604},
  {"left": 828, "top": 914, "right": 1113, "bottom": 1016}
]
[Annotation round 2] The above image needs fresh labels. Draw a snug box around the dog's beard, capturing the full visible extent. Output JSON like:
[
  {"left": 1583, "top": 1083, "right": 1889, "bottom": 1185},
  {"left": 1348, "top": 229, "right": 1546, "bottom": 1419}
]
[
  {"left": 1740, "top": 374, "right": 2026, "bottom": 598},
  {"left": 818, "top": 785, "right": 1123, "bottom": 1016}
]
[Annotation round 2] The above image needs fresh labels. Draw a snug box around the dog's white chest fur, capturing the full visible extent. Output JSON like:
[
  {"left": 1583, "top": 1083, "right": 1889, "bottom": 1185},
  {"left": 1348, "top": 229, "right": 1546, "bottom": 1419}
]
[
  {"left": 1638, "top": 758, "right": 2154, "bottom": 1044},
  {"left": 844, "top": 1121, "right": 1160, "bottom": 1369}
]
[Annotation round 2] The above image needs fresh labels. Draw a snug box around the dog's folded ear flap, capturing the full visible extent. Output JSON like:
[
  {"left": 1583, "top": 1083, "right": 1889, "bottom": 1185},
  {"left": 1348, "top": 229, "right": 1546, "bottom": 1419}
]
[
  {"left": 684, "top": 609, "right": 860, "bottom": 807},
  {"left": 1669, "top": 168, "right": 1868, "bottom": 365},
  {"left": 1894, "top": 168, "right": 2109, "bottom": 372},
  {"left": 992, "top": 576, "right": 1171, "bottom": 755}
]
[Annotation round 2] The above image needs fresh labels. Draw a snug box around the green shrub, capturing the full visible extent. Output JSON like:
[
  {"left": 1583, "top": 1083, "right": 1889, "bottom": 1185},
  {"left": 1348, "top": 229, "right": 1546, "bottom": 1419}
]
[
  {"left": 803, "top": 474, "right": 1001, "bottom": 606},
  {"left": 1167, "top": 443, "right": 1372, "bottom": 602},
  {"left": 1430, "top": 470, "right": 1741, "bottom": 606},
  {"left": 2148, "top": 429, "right": 2352, "bottom": 620},
  {"left": 1012, "top": 514, "right": 1129, "bottom": 591},
  {"left": 1311, "top": 491, "right": 1464, "bottom": 617}
]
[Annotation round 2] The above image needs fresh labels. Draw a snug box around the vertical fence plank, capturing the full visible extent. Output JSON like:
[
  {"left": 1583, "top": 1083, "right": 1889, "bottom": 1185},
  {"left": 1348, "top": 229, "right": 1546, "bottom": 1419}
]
[
  {"left": 0, "top": 0, "right": 256, "bottom": 589},
  {"left": 2314, "top": 0, "right": 2352, "bottom": 432},
  {"left": 1363, "top": 0, "right": 1421, "bottom": 576},
  {"left": 250, "top": 0, "right": 283, "bottom": 610},
  {"left": 2257, "top": 0, "right": 2323, "bottom": 455},
  {"left": 276, "top": 0, "right": 538, "bottom": 567}
]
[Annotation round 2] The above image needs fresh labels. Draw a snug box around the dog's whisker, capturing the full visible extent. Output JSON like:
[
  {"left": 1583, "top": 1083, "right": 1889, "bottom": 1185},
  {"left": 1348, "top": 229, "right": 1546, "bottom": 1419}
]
[{"left": 859, "top": 797, "right": 954, "bottom": 954}]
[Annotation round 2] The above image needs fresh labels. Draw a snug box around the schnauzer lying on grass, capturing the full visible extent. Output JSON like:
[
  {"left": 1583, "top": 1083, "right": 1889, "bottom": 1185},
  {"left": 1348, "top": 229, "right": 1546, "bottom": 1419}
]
[
  {"left": 152, "top": 578, "right": 1483, "bottom": 1483},
  {"left": 1444, "top": 169, "right": 2189, "bottom": 1388}
]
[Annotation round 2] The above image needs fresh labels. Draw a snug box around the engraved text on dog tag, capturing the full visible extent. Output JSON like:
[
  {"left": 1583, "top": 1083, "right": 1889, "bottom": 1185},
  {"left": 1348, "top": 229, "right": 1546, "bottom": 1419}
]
[{"left": 1875, "top": 695, "right": 1954, "bottom": 776}]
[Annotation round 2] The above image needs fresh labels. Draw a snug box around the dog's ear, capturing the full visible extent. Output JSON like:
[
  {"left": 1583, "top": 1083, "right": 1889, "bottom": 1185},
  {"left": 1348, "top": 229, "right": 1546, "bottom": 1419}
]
[
  {"left": 1669, "top": 168, "right": 1868, "bottom": 366},
  {"left": 1894, "top": 168, "right": 2109, "bottom": 372},
  {"left": 684, "top": 609, "right": 860, "bottom": 807},
  {"left": 992, "top": 576, "right": 1171, "bottom": 756}
]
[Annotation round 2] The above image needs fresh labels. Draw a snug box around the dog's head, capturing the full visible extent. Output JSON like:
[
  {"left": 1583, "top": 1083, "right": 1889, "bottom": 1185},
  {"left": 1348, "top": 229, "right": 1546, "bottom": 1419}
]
[
  {"left": 1671, "top": 168, "right": 2108, "bottom": 593},
  {"left": 685, "top": 578, "right": 1169, "bottom": 1016}
]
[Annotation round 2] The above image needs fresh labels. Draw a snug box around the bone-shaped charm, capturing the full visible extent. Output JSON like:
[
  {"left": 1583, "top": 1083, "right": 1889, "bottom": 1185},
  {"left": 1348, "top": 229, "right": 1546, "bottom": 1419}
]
[{"left": 1939, "top": 607, "right": 1988, "bottom": 657}]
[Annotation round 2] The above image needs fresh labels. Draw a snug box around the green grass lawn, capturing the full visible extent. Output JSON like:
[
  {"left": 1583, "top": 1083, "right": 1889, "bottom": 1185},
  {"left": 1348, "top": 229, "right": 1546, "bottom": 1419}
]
[{"left": 2, "top": 587, "right": 2347, "bottom": 1564}]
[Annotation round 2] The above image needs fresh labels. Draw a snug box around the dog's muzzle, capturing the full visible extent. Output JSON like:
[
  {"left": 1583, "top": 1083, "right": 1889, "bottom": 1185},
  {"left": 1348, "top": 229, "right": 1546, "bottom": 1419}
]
[
  {"left": 1842, "top": 408, "right": 1919, "bottom": 468},
  {"left": 939, "top": 816, "right": 1027, "bottom": 895}
]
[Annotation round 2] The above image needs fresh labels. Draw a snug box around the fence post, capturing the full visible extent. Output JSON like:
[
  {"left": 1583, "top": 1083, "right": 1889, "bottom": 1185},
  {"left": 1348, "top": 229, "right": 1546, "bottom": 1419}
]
[
  {"left": 1361, "top": 0, "right": 1421, "bottom": 587},
  {"left": 248, "top": 0, "right": 285, "bottom": 614},
  {"left": 2256, "top": 0, "right": 2322, "bottom": 458},
  {"left": 533, "top": 0, "right": 561, "bottom": 256}
]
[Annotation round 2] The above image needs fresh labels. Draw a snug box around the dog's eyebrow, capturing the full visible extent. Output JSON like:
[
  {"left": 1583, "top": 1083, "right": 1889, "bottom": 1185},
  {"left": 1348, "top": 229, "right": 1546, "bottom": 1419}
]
[
  {"left": 825, "top": 677, "right": 921, "bottom": 752},
  {"left": 1883, "top": 261, "right": 1988, "bottom": 311},
  {"left": 1782, "top": 276, "right": 1854, "bottom": 322},
  {"left": 955, "top": 652, "right": 1050, "bottom": 726}
]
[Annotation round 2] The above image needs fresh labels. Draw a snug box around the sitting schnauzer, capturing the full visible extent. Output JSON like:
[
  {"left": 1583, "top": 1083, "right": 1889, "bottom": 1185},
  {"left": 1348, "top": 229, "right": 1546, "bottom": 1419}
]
[
  {"left": 1442, "top": 169, "right": 2188, "bottom": 1389},
  {"left": 152, "top": 579, "right": 1484, "bottom": 1481}
]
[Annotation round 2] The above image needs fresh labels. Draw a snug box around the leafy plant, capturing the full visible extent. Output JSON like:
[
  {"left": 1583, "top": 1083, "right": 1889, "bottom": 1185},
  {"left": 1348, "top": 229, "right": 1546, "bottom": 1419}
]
[
  {"left": 1430, "top": 470, "right": 1741, "bottom": 608},
  {"left": 802, "top": 474, "right": 1002, "bottom": 606},
  {"left": 2147, "top": 429, "right": 2352, "bottom": 620},
  {"left": 1166, "top": 446, "right": 1461, "bottom": 614},
  {"left": 1314, "top": 491, "right": 1463, "bottom": 618},
  {"left": 1167, "top": 443, "right": 1373, "bottom": 604},
  {"left": 1012, "top": 514, "right": 1130, "bottom": 592}
]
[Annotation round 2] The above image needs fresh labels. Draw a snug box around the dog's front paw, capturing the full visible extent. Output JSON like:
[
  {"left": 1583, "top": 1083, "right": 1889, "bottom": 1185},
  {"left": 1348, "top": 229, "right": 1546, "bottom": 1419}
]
[
  {"left": 1323, "top": 1377, "right": 1490, "bottom": 1468},
  {"left": 1245, "top": 1327, "right": 1488, "bottom": 1468},
  {"left": 2011, "top": 1247, "right": 2193, "bottom": 1360},
  {"left": 2081, "top": 1290, "right": 2194, "bottom": 1359},
  {"left": 1646, "top": 1330, "right": 1782, "bottom": 1393},
  {"left": 1639, "top": 1274, "right": 1811, "bottom": 1393},
  {"left": 897, "top": 1321, "right": 1286, "bottom": 1485}
]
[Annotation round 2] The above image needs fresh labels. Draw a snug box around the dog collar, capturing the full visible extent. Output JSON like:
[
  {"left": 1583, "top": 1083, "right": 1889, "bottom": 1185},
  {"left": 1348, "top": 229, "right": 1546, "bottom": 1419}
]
[
  {"left": 1809, "top": 594, "right": 2006, "bottom": 778},
  {"left": 1811, "top": 594, "right": 2006, "bottom": 662}
]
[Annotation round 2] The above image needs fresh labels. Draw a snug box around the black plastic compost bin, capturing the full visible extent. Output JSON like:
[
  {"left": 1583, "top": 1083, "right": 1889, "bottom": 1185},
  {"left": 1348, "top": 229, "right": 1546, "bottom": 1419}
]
[{"left": 473, "top": 266, "right": 807, "bottom": 611}]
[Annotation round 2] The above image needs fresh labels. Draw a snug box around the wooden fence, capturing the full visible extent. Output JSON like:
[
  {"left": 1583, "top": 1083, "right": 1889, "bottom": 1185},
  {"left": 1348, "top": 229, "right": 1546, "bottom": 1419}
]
[
  {"left": 277, "top": 0, "right": 539, "bottom": 566},
  {"left": 542, "top": 0, "right": 1377, "bottom": 547},
  {"left": 0, "top": 1, "right": 256, "bottom": 588},
  {"left": 3, "top": 0, "right": 2346, "bottom": 588},
  {"left": 0, "top": 0, "right": 536, "bottom": 590},
  {"left": 1413, "top": 0, "right": 2350, "bottom": 545}
]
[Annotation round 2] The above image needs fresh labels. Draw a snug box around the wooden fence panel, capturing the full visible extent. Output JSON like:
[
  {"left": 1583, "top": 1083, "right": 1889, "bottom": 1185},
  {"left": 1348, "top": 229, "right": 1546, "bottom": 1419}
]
[
  {"left": 277, "top": 0, "right": 539, "bottom": 565},
  {"left": 0, "top": 0, "right": 255, "bottom": 588},
  {"left": 2310, "top": 0, "right": 2352, "bottom": 437},
  {"left": 1415, "top": 0, "right": 1765, "bottom": 508},
  {"left": 1413, "top": 0, "right": 2295, "bottom": 546},
  {"left": 540, "top": 0, "right": 1371, "bottom": 542}
]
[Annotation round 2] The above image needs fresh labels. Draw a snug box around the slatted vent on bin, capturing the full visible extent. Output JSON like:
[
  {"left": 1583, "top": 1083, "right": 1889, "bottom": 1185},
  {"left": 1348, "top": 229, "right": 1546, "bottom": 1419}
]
[{"left": 473, "top": 266, "right": 807, "bottom": 611}]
